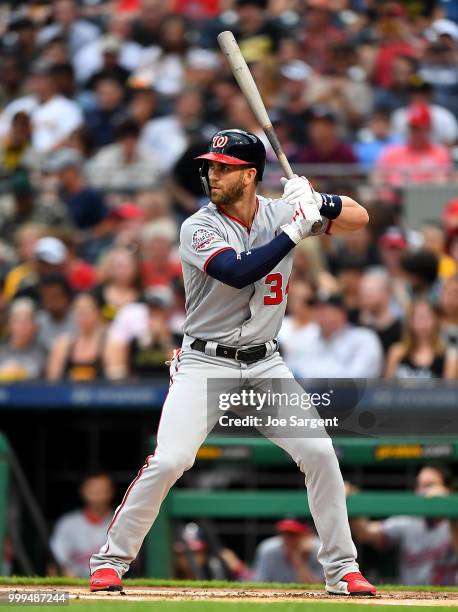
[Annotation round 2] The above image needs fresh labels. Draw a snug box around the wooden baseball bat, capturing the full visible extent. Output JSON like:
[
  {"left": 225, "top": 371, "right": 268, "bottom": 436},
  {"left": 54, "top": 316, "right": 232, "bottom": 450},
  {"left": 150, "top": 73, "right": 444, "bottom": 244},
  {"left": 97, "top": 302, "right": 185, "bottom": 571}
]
[
  {"left": 217, "top": 30, "right": 323, "bottom": 232},
  {"left": 217, "top": 30, "right": 294, "bottom": 179}
]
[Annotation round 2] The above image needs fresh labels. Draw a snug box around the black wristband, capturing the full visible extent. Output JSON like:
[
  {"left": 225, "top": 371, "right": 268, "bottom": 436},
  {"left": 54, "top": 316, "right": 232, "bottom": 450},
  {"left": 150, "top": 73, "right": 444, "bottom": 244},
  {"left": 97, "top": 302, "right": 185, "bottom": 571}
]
[{"left": 320, "top": 194, "right": 342, "bottom": 220}]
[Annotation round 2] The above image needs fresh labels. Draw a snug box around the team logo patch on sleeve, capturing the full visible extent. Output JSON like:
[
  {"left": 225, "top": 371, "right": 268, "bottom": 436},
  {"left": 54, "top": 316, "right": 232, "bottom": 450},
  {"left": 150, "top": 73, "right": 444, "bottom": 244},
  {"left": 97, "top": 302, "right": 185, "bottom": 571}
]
[{"left": 191, "top": 228, "right": 218, "bottom": 251}]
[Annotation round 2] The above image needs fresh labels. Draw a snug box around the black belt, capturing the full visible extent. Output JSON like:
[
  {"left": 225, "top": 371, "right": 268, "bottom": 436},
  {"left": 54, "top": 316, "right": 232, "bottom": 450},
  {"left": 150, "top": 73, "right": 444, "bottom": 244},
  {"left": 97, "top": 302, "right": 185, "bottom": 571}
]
[{"left": 191, "top": 338, "right": 277, "bottom": 364}]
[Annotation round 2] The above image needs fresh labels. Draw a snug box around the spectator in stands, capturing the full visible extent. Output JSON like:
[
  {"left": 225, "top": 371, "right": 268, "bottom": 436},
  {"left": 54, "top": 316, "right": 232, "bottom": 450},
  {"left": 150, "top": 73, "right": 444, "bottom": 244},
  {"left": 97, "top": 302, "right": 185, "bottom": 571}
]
[
  {"left": 132, "top": 14, "right": 190, "bottom": 97},
  {"left": 326, "top": 226, "right": 381, "bottom": 277},
  {"left": 0, "top": 169, "right": 71, "bottom": 243},
  {"left": 84, "top": 35, "right": 131, "bottom": 91},
  {"left": 51, "top": 63, "right": 77, "bottom": 101},
  {"left": 87, "top": 118, "right": 162, "bottom": 194},
  {"left": 401, "top": 249, "right": 439, "bottom": 302},
  {"left": 265, "top": 111, "right": 303, "bottom": 164},
  {"left": 0, "top": 298, "right": 46, "bottom": 381},
  {"left": 227, "top": 95, "right": 270, "bottom": 152},
  {"left": 37, "top": 0, "right": 100, "bottom": 59},
  {"left": 130, "top": 0, "right": 169, "bottom": 47},
  {"left": 278, "top": 279, "right": 317, "bottom": 377},
  {"left": 95, "top": 247, "right": 141, "bottom": 322},
  {"left": 141, "top": 89, "right": 215, "bottom": 171},
  {"left": 371, "top": 2, "right": 417, "bottom": 90},
  {"left": 140, "top": 219, "right": 181, "bottom": 288},
  {"left": 385, "top": 300, "right": 457, "bottom": 379},
  {"left": 108, "top": 202, "right": 146, "bottom": 251},
  {"left": 373, "top": 55, "right": 418, "bottom": 113},
  {"left": 127, "top": 83, "right": 158, "bottom": 131},
  {"left": 449, "top": 233, "right": 458, "bottom": 271},
  {"left": 274, "top": 60, "right": 312, "bottom": 147},
  {"left": 354, "top": 107, "right": 403, "bottom": 169},
  {"left": 37, "top": 274, "right": 75, "bottom": 352},
  {"left": 50, "top": 472, "right": 115, "bottom": 577},
  {"left": 297, "top": 106, "right": 357, "bottom": 167},
  {"left": 47, "top": 292, "right": 107, "bottom": 382},
  {"left": 73, "top": 13, "right": 142, "bottom": 86},
  {"left": 391, "top": 81, "right": 458, "bottom": 146},
  {"left": 0, "top": 112, "right": 35, "bottom": 174},
  {"left": 40, "top": 36, "right": 71, "bottom": 71},
  {"left": 84, "top": 77, "right": 126, "bottom": 149},
  {"left": 310, "top": 41, "right": 373, "bottom": 130},
  {"left": 419, "top": 41, "right": 458, "bottom": 116},
  {"left": 184, "top": 48, "right": 221, "bottom": 94},
  {"left": 439, "top": 275, "right": 458, "bottom": 351},
  {"left": 169, "top": 140, "right": 209, "bottom": 220},
  {"left": 358, "top": 268, "right": 402, "bottom": 355},
  {"left": 104, "top": 285, "right": 181, "bottom": 379},
  {"left": 421, "top": 221, "right": 456, "bottom": 280},
  {"left": 335, "top": 258, "right": 365, "bottom": 323},
  {"left": 350, "top": 465, "right": 458, "bottom": 585},
  {"left": 378, "top": 227, "right": 411, "bottom": 314},
  {"left": 2, "top": 224, "right": 43, "bottom": 302},
  {"left": 287, "top": 292, "right": 383, "bottom": 378},
  {"left": 0, "top": 55, "right": 27, "bottom": 107},
  {"left": 252, "top": 518, "right": 321, "bottom": 583},
  {"left": 0, "top": 61, "right": 83, "bottom": 153},
  {"left": 46, "top": 149, "right": 111, "bottom": 263},
  {"left": 10, "top": 236, "right": 69, "bottom": 304},
  {"left": 443, "top": 199, "right": 458, "bottom": 235},
  {"left": 301, "top": 0, "right": 345, "bottom": 74},
  {"left": 63, "top": 235, "right": 99, "bottom": 293},
  {"left": 375, "top": 103, "right": 452, "bottom": 186}
]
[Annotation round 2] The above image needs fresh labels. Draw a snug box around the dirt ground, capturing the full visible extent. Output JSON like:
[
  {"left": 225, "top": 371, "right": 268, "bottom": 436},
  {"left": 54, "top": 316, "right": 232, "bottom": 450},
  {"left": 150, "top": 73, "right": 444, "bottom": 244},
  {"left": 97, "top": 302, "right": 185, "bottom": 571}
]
[{"left": 1, "top": 585, "right": 458, "bottom": 606}]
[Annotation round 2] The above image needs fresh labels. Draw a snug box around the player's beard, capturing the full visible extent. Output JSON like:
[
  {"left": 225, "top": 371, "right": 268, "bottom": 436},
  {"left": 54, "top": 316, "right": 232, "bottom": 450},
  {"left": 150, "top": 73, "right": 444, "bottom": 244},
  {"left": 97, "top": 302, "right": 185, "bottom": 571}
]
[{"left": 211, "top": 176, "right": 245, "bottom": 206}]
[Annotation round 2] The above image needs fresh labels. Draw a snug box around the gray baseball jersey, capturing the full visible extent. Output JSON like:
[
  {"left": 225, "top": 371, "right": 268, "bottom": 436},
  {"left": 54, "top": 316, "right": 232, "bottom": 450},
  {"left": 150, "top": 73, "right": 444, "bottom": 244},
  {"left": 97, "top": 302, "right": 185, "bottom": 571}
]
[
  {"left": 383, "top": 516, "right": 456, "bottom": 585},
  {"left": 51, "top": 510, "right": 112, "bottom": 577},
  {"left": 179, "top": 195, "right": 329, "bottom": 345}
]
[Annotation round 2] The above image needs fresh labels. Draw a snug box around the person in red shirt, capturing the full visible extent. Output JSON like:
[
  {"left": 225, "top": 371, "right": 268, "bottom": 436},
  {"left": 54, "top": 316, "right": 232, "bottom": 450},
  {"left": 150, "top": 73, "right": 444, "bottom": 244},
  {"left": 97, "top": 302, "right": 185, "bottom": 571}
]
[
  {"left": 298, "top": 106, "right": 357, "bottom": 166},
  {"left": 374, "top": 103, "right": 452, "bottom": 186},
  {"left": 372, "top": 3, "right": 418, "bottom": 89},
  {"left": 301, "top": 0, "right": 345, "bottom": 74}
]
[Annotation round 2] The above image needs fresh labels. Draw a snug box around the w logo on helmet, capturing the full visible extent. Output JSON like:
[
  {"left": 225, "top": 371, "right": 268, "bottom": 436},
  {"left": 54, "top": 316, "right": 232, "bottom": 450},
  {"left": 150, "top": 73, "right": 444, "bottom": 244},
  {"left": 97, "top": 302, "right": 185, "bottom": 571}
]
[{"left": 212, "top": 135, "right": 229, "bottom": 149}]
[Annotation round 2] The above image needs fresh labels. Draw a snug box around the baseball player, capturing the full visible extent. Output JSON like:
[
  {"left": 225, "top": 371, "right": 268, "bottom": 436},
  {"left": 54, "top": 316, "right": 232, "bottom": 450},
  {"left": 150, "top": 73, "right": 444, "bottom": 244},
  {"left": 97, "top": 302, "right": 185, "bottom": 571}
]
[{"left": 89, "top": 129, "right": 376, "bottom": 596}]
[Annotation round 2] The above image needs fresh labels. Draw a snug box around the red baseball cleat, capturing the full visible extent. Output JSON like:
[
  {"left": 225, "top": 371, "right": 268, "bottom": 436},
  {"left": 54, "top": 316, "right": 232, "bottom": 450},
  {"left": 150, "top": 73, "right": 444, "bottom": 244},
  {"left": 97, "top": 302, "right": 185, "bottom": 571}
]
[
  {"left": 326, "top": 571, "right": 376, "bottom": 596},
  {"left": 90, "top": 568, "right": 123, "bottom": 592}
]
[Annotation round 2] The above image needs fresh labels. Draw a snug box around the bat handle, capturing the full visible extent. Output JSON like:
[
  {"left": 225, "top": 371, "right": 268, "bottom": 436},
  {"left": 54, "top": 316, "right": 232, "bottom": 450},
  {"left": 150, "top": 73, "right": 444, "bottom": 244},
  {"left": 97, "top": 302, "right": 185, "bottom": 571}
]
[{"left": 264, "top": 125, "right": 294, "bottom": 179}]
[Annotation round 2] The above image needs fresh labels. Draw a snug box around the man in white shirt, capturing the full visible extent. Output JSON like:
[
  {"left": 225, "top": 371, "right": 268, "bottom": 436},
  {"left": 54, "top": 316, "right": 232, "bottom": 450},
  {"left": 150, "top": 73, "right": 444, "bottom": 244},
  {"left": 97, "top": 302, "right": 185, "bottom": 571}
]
[
  {"left": 50, "top": 473, "right": 115, "bottom": 577},
  {"left": 291, "top": 292, "right": 383, "bottom": 379},
  {"left": 391, "top": 82, "right": 458, "bottom": 146},
  {"left": 141, "top": 89, "right": 216, "bottom": 171},
  {"left": 87, "top": 119, "right": 163, "bottom": 192},
  {"left": 37, "top": 0, "right": 100, "bottom": 58},
  {"left": 278, "top": 279, "right": 318, "bottom": 377},
  {"left": 0, "top": 62, "right": 83, "bottom": 153}
]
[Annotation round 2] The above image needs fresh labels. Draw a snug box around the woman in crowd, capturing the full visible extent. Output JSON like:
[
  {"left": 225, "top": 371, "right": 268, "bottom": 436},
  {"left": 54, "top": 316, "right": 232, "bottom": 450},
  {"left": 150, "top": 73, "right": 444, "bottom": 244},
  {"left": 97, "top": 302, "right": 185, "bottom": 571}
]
[
  {"left": 385, "top": 299, "right": 457, "bottom": 379},
  {"left": 47, "top": 292, "right": 107, "bottom": 381},
  {"left": 95, "top": 246, "right": 141, "bottom": 322}
]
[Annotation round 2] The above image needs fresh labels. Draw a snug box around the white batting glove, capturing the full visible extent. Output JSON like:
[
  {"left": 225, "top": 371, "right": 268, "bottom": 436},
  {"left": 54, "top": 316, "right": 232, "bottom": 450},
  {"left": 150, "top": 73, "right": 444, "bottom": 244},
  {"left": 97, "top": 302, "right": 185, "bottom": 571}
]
[
  {"left": 280, "top": 175, "right": 321, "bottom": 210},
  {"left": 281, "top": 200, "right": 323, "bottom": 244}
]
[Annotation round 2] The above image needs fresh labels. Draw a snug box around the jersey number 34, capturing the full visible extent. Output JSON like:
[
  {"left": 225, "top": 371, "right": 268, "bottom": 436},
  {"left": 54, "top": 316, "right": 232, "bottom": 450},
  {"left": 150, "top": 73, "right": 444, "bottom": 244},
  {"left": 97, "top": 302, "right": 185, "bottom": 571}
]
[{"left": 264, "top": 273, "right": 289, "bottom": 305}]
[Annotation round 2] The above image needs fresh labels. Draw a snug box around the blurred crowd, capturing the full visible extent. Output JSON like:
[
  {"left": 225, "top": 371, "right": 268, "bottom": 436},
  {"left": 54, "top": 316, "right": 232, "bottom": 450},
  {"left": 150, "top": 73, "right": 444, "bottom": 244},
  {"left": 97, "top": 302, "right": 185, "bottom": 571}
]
[{"left": 0, "top": 0, "right": 457, "bottom": 381}]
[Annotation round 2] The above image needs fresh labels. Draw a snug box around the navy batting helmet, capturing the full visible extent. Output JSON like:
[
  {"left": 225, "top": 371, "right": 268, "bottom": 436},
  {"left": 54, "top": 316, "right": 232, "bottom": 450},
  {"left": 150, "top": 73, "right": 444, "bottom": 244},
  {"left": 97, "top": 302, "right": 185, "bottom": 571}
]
[{"left": 195, "top": 129, "right": 266, "bottom": 197}]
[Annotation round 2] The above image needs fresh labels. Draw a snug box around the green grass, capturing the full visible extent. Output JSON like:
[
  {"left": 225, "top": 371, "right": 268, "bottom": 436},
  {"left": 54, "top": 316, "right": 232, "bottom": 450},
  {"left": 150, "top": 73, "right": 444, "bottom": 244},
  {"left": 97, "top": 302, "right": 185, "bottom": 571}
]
[
  {"left": 8, "top": 603, "right": 457, "bottom": 612},
  {"left": 0, "top": 576, "right": 457, "bottom": 592}
]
